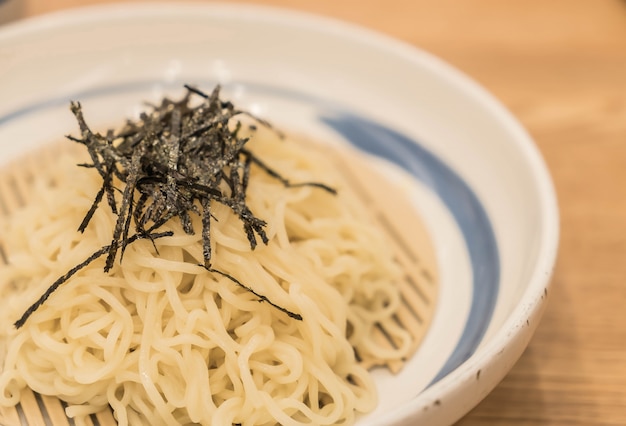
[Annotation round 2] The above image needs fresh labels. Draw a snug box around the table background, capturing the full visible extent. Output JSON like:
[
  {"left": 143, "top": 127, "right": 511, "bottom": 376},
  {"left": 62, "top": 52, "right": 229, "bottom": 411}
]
[{"left": 2, "top": 0, "right": 625, "bottom": 424}]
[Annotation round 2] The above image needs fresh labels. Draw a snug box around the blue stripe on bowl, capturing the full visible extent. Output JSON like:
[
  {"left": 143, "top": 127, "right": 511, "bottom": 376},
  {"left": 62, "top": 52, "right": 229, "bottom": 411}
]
[
  {"left": 320, "top": 113, "right": 500, "bottom": 384},
  {"left": 0, "top": 80, "right": 499, "bottom": 387}
]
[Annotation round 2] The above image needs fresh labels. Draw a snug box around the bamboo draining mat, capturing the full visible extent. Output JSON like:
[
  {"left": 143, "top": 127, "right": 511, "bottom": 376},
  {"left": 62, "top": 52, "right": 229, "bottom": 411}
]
[{"left": 0, "top": 141, "right": 438, "bottom": 425}]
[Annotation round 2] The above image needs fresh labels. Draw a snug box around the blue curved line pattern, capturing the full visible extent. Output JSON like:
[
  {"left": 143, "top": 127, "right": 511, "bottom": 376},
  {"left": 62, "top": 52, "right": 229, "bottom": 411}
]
[
  {"left": 0, "top": 80, "right": 499, "bottom": 386},
  {"left": 320, "top": 114, "right": 500, "bottom": 384}
]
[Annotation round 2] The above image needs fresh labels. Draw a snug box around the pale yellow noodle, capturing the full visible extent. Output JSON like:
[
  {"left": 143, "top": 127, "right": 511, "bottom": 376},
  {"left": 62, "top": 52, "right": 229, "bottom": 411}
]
[{"left": 0, "top": 130, "right": 412, "bottom": 425}]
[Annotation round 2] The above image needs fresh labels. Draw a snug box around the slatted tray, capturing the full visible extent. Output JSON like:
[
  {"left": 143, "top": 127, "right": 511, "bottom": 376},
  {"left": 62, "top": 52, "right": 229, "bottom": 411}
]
[{"left": 0, "top": 141, "right": 438, "bottom": 425}]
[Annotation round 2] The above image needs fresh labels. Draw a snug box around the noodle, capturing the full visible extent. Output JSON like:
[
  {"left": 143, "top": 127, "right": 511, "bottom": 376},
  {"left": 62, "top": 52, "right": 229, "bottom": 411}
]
[{"left": 0, "top": 127, "right": 413, "bottom": 425}]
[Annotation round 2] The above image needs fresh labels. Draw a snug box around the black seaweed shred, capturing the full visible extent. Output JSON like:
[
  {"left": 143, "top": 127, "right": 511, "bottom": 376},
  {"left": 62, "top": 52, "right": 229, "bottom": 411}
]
[{"left": 14, "top": 85, "right": 336, "bottom": 329}]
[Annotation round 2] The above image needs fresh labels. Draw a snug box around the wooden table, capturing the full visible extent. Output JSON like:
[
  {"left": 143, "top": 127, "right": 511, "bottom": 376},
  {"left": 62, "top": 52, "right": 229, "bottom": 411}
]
[{"left": 3, "top": 0, "right": 626, "bottom": 424}]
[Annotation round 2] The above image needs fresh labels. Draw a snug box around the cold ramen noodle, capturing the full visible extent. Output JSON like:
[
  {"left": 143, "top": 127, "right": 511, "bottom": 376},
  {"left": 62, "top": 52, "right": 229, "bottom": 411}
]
[{"left": 0, "top": 86, "right": 434, "bottom": 425}]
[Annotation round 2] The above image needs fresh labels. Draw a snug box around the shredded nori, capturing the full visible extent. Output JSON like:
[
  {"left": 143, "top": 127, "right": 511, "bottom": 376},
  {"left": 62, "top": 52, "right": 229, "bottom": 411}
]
[{"left": 14, "top": 84, "right": 336, "bottom": 329}]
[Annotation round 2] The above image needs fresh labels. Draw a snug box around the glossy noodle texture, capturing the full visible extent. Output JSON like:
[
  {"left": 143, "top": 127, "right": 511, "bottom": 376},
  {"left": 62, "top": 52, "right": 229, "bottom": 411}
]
[{"left": 0, "top": 131, "right": 413, "bottom": 425}]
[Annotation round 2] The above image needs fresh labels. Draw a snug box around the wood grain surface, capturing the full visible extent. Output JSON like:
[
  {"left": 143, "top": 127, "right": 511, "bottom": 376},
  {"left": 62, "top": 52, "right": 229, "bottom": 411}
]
[{"left": 2, "top": 0, "right": 625, "bottom": 425}]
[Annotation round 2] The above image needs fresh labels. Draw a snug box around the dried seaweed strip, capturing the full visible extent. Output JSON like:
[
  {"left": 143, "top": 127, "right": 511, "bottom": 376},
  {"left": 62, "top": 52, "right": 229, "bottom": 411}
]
[
  {"left": 14, "top": 231, "right": 172, "bottom": 328},
  {"left": 200, "top": 197, "right": 213, "bottom": 265},
  {"left": 77, "top": 181, "right": 107, "bottom": 233},
  {"left": 206, "top": 267, "right": 302, "bottom": 321},
  {"left": 105, "top": 144, "right": 143, "bottom": 270},
  {"left": 241, "top": 148, "right": 337, "bottom": 195}
]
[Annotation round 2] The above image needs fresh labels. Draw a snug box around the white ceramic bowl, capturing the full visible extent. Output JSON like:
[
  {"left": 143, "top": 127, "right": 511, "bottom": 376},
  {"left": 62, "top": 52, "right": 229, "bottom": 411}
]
[{"left": 0, "top": 4, "right": 559, "bottom": 425}]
